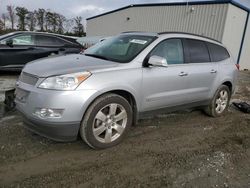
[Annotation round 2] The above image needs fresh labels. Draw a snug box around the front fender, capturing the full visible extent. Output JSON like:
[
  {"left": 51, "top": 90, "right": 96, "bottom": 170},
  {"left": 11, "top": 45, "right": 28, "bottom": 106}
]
[{"left": 77, "top": 85, "right": 140, "bottom": 121}]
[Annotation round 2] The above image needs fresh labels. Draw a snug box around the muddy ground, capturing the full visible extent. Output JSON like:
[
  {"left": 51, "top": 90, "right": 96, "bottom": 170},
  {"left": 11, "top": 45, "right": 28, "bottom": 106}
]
[{"left": 0, "top": 71, "right": 250, "bottom": 188}]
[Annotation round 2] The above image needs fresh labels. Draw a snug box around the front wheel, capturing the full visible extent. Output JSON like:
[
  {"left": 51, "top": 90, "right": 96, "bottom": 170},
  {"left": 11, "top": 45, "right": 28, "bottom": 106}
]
[
  {"left": 205, "top": 85, "right": 231, "bottom": 117},
  {"left": 80, "top": 93, "right": 132, "bottom": 149}
]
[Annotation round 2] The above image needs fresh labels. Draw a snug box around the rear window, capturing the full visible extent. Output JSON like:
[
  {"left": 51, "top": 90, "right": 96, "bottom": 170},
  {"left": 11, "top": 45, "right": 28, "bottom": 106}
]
[
  {"left": 185, "top": 39, "right": 210, "bottom": 63},
  {"left": 206, "top": 42, "right": 230, "bottom": 62},
  {"left": 35, "top": 35, "right": 65, "bottom": 46}
]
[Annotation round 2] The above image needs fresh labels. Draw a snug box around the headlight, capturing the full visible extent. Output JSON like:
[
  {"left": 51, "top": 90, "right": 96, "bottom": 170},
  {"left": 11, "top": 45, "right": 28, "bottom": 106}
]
[{"left": 38, "top": 71, "right": 91, "bottom": 90}]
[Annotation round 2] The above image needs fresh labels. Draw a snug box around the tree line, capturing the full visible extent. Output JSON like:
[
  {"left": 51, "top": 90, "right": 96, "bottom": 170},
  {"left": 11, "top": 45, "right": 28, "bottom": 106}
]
[{"left": 0, "top": 5, "right": 85, "bottom": 37}]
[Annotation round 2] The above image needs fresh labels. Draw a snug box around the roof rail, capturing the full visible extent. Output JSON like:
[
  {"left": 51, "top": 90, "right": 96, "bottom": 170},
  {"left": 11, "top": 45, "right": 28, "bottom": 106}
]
[
  {"left": 120, "top": 31, "right": 221, "bottom": 43},
  {"left": 121, "top": 31, "right": 147, "bottom": 34},
  {"left": 158, "top": 31, "right": 221, "bottom": 43}
]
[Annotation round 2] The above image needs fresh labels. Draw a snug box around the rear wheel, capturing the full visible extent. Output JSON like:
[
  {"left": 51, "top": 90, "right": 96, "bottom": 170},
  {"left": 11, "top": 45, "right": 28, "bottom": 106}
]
[
  {"left": 205, "top": 85, "right": 231, "bottom": 117},
  {"left": 80, "top": 93, "right": 132, "bottom": 149}
]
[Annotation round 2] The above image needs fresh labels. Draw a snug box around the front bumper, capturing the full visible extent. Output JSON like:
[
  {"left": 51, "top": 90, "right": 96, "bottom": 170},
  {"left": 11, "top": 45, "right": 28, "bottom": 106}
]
[
  {"left": 21, "top": 112, "right": 80, "bottom": 142},
  {"left": 15, "top": 80, "right": 98, "bottom": 141}
]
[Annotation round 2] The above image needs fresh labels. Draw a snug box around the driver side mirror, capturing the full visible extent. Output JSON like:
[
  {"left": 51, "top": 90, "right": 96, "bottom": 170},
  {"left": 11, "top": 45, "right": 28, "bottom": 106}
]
[
  {"left": 148, "top": 55, "right": 168, "bottom": 67},
  {"left": 6, "top": 39, "right": 13, "bottom": 47}
]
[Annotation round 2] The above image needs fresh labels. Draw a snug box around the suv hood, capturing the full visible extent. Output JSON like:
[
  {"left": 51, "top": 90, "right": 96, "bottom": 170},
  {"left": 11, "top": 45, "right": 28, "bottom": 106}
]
[{"left": 23, "top": 54, "right": 119, "bottom": 77}]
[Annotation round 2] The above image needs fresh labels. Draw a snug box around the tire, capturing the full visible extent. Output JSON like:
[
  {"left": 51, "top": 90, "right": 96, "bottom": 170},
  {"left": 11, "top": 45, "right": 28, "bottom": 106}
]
[
  {"left": 205, "top": 85, "right": 231, "bottom": 117},
  {"left": 80, "top": 93, "right": 133, "bottom": 149}
]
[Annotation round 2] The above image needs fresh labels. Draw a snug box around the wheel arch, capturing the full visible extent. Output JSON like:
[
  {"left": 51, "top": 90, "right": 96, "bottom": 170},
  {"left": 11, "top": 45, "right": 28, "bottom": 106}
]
[
  {"left": 81, "top": 88, "right": 139, "bottom": 128},
  {"left": 222, "top": 81, "right": 233, "bottom": 93},
  {"left": 108, "top": 90, "right": 138, "bottom": 125}
]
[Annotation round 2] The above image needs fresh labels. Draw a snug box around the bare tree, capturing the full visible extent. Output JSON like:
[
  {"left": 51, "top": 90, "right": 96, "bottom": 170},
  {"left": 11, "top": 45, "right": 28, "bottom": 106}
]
[
  {"left": 1, "top": 13, "right": 8, "bottom": 30},
  {"left": 73, "top": 16, "right": 84, "bottom": 37},
  {"left": 57, "top": 14, "right": 66, "bottom": 34},
  {"left": 1, "top": 6, "right": 72, "bottom": 35},
  {"left": 45, "top": 11, "right": 55, "bottom": 32},
  {"left": 0, "top": 19, "right": 3, "bottom": 31},
  {"left": 45, "top": 11, "right": 65, "bottom": 33},
  {"left": 27, "top": 11, "right": 36, "bottom": 31},
  {"left": 16, "top": 6, "right": 29, "bottom": 30},
  {"left": 64, "top": 18, "right": 74, "bottom": 33},
  {"left": 35, "top": 8, "right": 45, "bottom": 31},
  {"left": 7, "top": 5, "right": 16, "bottom": 30},
  {"left": 50, "top": 13, "right": 58, "bottom": 33}
]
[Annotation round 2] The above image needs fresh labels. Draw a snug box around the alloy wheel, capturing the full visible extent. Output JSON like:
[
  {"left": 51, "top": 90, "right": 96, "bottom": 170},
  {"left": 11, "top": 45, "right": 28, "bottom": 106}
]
[
  {"left": 215, "top": 90, "right": 229, "bottom": 114},
  {"left": 92, "top": 103, "right": 127, "bottom": 143}
]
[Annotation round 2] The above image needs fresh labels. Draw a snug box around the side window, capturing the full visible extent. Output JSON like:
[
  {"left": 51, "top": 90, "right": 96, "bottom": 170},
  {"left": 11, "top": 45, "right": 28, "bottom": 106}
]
[
  {"left": 35, "top": 35, "right": 65, "bottom": 46},
  {"left": 186, "top": 39, "right": 210, "bottom": 63},
  {"left": 150, "top": 39, "right": 184, "bottom": 65},
  {"left": 2, "top": 34, "right": 35, "bottom": 45},
  {"left": 206, "top": 42, "right": 230, "bottom": 62}
]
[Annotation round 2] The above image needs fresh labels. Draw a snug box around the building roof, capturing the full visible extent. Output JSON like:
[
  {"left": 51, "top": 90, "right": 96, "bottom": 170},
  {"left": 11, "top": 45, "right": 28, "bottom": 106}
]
[{"left": 86, "top": 0, "right": 250, "bottom": 20}]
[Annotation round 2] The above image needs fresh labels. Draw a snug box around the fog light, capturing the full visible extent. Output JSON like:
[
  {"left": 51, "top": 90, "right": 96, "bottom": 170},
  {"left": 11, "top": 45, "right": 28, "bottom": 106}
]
[{"left": 34, "top": 108, "right": 64, "bottom": 119}]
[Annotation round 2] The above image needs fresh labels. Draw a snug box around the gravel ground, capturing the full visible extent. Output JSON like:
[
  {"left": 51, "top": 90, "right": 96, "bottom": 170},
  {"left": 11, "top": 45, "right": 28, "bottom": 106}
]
[{"left": 0, "top": 71, "right": 250, "bottom": 187}]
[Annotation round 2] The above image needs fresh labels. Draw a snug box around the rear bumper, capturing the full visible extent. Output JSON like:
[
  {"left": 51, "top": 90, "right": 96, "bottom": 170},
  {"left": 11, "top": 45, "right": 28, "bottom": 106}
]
[{"left": 20, "top": 112, "right": 80, "bottom": 142}]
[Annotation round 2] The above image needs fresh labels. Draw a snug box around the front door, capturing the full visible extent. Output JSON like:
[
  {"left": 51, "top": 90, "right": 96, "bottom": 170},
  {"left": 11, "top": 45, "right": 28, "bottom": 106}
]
[
  {"left": 0, "top": 34, "right": 37, "bottom": 68},
  {"left": 141, "top": 38, "right": 189, "bottom": 111}
]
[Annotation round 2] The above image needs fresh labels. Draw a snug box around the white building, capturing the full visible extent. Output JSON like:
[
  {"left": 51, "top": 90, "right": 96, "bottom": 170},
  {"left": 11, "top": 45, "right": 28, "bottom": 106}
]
[{"left": 86, "top": 0, "right": 250, "bottom": 70}]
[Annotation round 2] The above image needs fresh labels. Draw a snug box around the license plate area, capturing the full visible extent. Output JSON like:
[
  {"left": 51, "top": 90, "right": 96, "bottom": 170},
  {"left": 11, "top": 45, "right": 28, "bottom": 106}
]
[{"left": 15, "top": 88, "right": 29, "bottom": 103}]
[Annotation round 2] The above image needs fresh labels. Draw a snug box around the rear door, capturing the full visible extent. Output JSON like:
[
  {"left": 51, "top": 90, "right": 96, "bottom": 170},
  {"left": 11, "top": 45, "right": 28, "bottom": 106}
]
[
  {"left": 181, "top": 38, "right": 218, "bottom": 102},
  {"left": 0, "top": 34, "right": 37, "bottom": 68},
  {"left": 60, "top": 37, "right": 82, "bottom": 54},
  {"left": 34, "top": 35, "right": 67, "bottom": 58},
  {"left": 34, "top": 35, "right": 81, "bottom": 58}
]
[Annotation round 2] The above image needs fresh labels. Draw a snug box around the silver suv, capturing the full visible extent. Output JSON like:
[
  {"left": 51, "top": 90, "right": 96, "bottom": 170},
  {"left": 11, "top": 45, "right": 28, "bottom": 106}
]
[{"left": 15, "top": 32, "right": 238, "bottom": 149}]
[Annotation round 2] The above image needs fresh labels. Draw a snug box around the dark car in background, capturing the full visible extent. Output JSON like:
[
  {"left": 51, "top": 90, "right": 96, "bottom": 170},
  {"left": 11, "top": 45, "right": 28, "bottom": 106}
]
[{"left": 0, "top": 31, "right": 83, "bottom": 71}]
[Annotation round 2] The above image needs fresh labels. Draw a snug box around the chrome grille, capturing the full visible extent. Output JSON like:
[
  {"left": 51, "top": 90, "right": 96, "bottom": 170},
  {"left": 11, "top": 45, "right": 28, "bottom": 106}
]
[{"left": 19, "top": 72, "right": 38, "bottom": 86}]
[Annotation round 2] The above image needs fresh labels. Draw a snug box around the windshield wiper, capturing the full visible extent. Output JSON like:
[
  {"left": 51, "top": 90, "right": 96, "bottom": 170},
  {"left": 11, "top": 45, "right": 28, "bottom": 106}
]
[{"left": 84, "top": 53, "right": 109, "bottom": 60}]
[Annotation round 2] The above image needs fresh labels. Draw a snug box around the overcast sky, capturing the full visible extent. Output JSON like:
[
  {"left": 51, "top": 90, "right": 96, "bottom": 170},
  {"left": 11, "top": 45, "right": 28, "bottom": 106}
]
[
  {"left": 0, "top": 0, "right": 170, "bottom": 20},
  {"left": 1, "top": 0, "right": 249, "bottom": 21}
]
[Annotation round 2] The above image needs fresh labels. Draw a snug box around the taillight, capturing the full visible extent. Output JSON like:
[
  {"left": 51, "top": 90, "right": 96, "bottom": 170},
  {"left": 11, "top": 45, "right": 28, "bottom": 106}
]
[{"left": 235, "top": 64, "right": 240, "bottom": 70}]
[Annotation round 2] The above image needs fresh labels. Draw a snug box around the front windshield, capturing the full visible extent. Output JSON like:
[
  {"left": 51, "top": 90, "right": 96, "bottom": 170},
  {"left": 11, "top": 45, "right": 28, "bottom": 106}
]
[{"left": 84, "top": 34, "right": 156, "bottom": 63}]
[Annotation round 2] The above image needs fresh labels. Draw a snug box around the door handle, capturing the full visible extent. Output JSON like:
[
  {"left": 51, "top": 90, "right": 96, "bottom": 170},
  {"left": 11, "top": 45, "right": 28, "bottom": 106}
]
[
  {"left": 179, "top": 72, "right": 188, "bottom": 76},
  {"left": 210, "top": 69, "right": 217, "bottom": 74}
]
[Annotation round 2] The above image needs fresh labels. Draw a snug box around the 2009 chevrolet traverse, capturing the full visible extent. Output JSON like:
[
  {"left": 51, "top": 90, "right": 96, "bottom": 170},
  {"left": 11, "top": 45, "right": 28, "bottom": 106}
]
[{"left": 15, "top": 32, "right": 238, "bottom": 149}]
